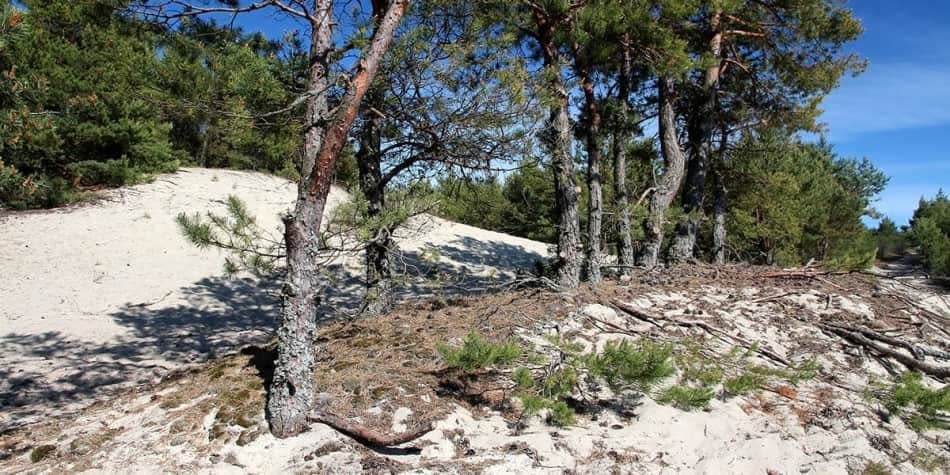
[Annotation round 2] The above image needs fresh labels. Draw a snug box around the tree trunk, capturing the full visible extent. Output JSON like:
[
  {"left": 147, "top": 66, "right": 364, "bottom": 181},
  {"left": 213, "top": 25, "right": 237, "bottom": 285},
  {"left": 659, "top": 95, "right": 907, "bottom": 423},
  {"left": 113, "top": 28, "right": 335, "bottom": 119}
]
[
  {"left": 535, "top": 13, "right": 581, "bottom": 289},
  {"left": 712, "top": 169, "right": 726, "bottom": 265},
  {"left": 637, "top": 76, "right": 686, "bottom": 269},
  {"left": 268, "top": 0, "right": 408, "bottom": 439},
  {"left": 712, "top": 127, "right": 729, "bottom": 265},
  {"left": 613, "top": 34, "right": 635, "bottom": 273},
  {"left": 577, "top": 55, "right": 602, "bottom": 283},
  {"left": 669, "top": 11, "right": 722, "bottom": 263},
  {"left": 357, "top": 86, "right": 395, "bottom": 315}
]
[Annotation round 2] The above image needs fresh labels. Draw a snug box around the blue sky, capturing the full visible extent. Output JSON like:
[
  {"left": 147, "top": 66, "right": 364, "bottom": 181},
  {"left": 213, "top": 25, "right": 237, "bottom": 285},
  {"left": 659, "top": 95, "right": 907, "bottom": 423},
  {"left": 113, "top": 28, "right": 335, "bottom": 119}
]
[
  {"left": 820, "top": 0, "right": 950, "bottom": 226},
  {"left": 226, "top": 1, "right": 948, "bottom": 226}
]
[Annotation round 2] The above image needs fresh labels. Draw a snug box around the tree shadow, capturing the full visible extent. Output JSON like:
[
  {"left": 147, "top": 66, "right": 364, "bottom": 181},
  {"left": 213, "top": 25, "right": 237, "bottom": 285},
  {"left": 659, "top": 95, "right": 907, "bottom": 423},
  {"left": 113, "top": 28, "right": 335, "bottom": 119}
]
[{"left": 0, "top": 235, "right": 546, "bottom": 432}]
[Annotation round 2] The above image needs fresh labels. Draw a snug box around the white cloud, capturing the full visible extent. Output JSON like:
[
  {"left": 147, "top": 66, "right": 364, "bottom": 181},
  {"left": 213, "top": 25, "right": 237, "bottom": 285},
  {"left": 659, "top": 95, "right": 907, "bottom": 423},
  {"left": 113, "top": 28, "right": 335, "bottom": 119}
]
[
  {"left": 873, "top": 185, "right": 945, "bottom": 225},
  {"left": 820, "top": 63, "right": 950, "bottom": 141}
]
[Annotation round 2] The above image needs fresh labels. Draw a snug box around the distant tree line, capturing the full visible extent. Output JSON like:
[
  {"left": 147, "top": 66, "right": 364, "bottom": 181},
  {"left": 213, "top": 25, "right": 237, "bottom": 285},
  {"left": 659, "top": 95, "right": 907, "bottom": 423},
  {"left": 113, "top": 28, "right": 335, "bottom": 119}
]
[
  {"left": 0, "top": 0, "right": 303, "bottom": 208},
  {"left": 872, "top": 192, "right": 950, "bottom": 277}
]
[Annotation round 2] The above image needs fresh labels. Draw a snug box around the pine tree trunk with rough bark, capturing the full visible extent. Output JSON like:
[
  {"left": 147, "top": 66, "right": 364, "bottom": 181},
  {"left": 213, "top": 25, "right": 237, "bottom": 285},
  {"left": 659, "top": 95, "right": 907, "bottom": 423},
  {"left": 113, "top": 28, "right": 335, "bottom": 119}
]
[
  {"left": 357, "top": 87, "right": 395, "bottom": 315},
  {"left": 268, "top": 0, "right": 408, "bottom": 439},
  {"left": 613, "top": 34, "right": 635, "bottom": 273},
  {"left": 534, "top": 11, "right": 581, "bottom": 289},
  {"left": 712, "top": 169, "right": 727, "bottom": 265},
  {"left": 578, "top": 56, "right": 602, "bottom": 283},
  {"left": 637, "top": 76, "right": 687, "bottom": 269},
  {"left": 669, "top": 11, "right": 722, "bottom": 263}
]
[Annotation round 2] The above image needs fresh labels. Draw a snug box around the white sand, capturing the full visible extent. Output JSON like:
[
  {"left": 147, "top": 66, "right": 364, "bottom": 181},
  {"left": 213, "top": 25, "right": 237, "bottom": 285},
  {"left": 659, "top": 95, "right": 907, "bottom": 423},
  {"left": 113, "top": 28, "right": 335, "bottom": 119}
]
[{"left": 0, "top": 168, "right": 548, "bottom": 430}]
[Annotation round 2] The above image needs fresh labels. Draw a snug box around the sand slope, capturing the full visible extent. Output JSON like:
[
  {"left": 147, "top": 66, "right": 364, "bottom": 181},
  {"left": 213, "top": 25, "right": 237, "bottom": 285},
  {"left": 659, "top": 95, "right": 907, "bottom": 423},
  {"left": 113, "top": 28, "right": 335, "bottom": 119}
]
[{"left": 0, "top": 168, "right": 548, "bottom": 430}]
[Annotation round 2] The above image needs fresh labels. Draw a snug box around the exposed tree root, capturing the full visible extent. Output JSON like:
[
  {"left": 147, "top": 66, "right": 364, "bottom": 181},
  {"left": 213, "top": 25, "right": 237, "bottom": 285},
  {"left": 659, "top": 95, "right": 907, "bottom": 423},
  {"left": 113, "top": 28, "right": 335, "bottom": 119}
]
[
  {"left": 308, "top": 412, "right": 434, "bottom": 449},
  {"left": 820, "top": 325, "right": 950, "bottom": 380},
  {"left": 822, "top": 323, "right": 950, "bottom": 361}
]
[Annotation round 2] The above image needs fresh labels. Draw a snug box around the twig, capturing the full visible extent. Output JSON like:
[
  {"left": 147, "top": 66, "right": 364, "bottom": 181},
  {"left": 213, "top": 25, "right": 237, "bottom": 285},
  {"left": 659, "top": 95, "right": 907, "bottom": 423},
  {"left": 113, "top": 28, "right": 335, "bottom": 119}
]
[
  {"left": 749, "top": 291, "right": 796, "bottom": 304},
  {"left": 127, "top": 291, "right": 173, "bottom": 308}
]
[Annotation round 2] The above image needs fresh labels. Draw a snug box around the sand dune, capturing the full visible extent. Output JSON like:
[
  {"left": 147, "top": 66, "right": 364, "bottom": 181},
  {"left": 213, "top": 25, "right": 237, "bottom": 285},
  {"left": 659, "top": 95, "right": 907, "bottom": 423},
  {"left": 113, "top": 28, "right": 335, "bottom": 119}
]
[{"left": 0, "top": 168, "right": 548, "bottom": 430}]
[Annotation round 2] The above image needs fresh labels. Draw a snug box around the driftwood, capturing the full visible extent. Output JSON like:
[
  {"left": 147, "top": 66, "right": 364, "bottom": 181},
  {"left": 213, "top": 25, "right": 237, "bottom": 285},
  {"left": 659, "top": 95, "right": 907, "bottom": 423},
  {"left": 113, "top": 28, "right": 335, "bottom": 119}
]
[
  {"left": 821, "top": 325, "right": 950, "bottom": 380},
  {"left": 309, "top": 411, "right": 434, "bottom": 448}
]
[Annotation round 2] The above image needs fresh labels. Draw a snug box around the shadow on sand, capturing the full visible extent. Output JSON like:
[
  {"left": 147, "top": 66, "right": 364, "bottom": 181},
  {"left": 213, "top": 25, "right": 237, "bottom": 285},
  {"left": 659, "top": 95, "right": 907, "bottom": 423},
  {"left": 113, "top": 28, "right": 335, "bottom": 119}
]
[{"left": 0, "top": 236, "right": 545, "bottom": 431}]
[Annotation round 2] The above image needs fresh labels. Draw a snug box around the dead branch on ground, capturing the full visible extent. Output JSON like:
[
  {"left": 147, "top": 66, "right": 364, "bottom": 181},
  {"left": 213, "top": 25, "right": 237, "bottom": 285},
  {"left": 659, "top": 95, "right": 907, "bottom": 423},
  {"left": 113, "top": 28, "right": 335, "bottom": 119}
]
[
  {"left": 607, "top": 299, "right": 791, "bottom": 367},
  {"left": 820, "top": 325, "right": 950, "bottom": 380}
]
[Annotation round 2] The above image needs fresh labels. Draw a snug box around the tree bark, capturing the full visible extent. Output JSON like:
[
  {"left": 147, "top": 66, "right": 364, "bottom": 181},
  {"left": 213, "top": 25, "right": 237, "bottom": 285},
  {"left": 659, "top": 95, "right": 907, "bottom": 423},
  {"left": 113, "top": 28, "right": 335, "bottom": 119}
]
[
  {"left": 711, "top": 128, "right": 728, "bottom": 265},
  {"left": 268, "top": 0, "right": 408, "bottom": 439},
  {"left": 577, "top": 53, "right": 602, "bottom": 283},
  {"left": 534, "top": 11, "right": 581, "bottom": 289},
  {"left": 669, "top": 11, "right": 722, "bottom": 263},
  {"left": 637, "top": 76, "right": 686, "bottom": 268},
  {"left": 712, "top": 169, "right": 727, "bottom": 265},
  {"left": 613, "top": 34, "right": 635, "bottom": 273},
  {"left": 357, "top": 86, "right": 395, "bottom": 315}
]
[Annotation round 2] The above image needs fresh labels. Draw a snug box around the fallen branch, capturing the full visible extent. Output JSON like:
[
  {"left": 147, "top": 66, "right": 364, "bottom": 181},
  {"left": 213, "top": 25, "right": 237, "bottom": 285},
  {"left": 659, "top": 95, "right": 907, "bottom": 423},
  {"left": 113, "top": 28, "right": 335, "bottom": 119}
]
[
  {"left": 822, "top": 323, "right": 950, "bottom": 361},
  {"left": 759, "top": 270, "right": 850, "bottom": 291},
  {"left": 607, "top": 299, "right": 663, "bottom": 329},
  {"left": 821, "top": 326, "right": 950, "bottom": 380},
  {"left": 609, "top": 299, "right": 791, "bottom": 367},
  {"left": 309, "top": 411, "right": 434, "bottom": 449},
  {"left": 749, "top": 291, "right": 797, "bottom": 304}
]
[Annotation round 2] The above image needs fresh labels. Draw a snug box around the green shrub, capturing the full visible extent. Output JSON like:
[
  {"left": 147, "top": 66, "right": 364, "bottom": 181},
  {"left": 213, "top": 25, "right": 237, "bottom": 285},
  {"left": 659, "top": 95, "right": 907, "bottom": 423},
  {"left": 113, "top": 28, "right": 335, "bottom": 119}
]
[
  {"left": 723, "top": 372, "right": 768, "bottom": 396},
  {"left": 881, "top": 372, "right": 950, "bottom": 431},
  {"left": 437, "top": 333, "right": 522, "bottom": 371},
  {"left": 584, "top": 340, "right": 675, "bottom": 391},
  {"left": 910, "top": 192, "right": 950, "bottom": 276},
  {"left": 67, "top": 159, "right": 143, "bottom": 187},
  {"left": 0, "top": 160, "right": 37, "bottom": 207},
  {"left": 30, "top": 445, "right": 55, "bottom": 463},
  {"left": 516, "top": 393, "right": 576, "bottom": 426},
  {"left": 658, "top": 384, "right": 716, "bottom": 410}
]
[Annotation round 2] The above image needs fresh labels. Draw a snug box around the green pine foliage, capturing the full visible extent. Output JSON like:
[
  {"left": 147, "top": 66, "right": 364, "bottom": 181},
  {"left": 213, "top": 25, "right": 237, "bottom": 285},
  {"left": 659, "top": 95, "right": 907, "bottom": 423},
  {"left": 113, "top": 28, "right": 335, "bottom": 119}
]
[
  {"left": 155, "top": 19, "right": 300, "bottom": 173},
  {"left": 873, "top": 217, "right": 907, "bottom": 260},
  {"left": 0, "top": 2, "right": 309, "bottom": 209},
  {"left": 725, "top": 131, "right": 886, "bottom": 267},
  {"left": 1, "top": 1, "right": 179, "bottom": 208},
  {"left": 176, "top": 195, "right": 283, "bottom": 277},
  {"left": 657, "top": 385, "right": 716, "bottom": 410},
  {"left": 878, "top": 372, "right": 950, "bottom": 431},
  {"left": 583, "top": 340, "right": 675, "bottom": 392},
  {"left": 909, "top": 191, "right": 950, "bottom": 276},
  {"left": 436, "top": 333, "right": 523, "bottom": 371}
]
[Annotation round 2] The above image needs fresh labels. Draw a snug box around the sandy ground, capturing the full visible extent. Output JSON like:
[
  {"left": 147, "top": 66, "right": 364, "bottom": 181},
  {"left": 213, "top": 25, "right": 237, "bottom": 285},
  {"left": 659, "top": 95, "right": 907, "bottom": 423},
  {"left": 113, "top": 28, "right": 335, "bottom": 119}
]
[
  {"left": 0, "top": 168, "right": 548, "bottom": 431},
  {"left": 1, "top": 267, "right": 947, "bottom": 474}
]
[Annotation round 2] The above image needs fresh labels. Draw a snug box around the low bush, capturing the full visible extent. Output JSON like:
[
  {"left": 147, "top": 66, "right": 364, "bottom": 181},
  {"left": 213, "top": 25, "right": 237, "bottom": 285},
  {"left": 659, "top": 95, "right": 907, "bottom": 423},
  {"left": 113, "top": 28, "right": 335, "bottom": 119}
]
[
  {"left": 437, "top": 333, "right": 522, "bottom": 371},
  {"left": 880, "top": 372, "right": 950, "bottom": 431}
]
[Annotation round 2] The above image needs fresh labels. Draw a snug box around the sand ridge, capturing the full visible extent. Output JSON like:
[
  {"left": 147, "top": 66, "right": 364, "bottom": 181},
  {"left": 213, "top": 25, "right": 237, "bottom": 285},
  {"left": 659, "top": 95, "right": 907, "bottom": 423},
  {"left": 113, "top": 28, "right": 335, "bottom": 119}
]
[{"left": 0, "top": 168, "right": 548, "bottom": 430}]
